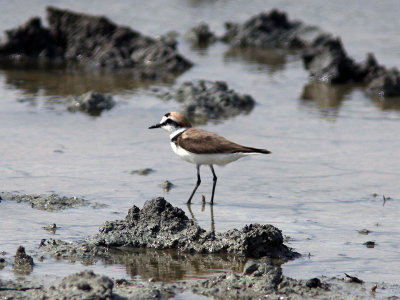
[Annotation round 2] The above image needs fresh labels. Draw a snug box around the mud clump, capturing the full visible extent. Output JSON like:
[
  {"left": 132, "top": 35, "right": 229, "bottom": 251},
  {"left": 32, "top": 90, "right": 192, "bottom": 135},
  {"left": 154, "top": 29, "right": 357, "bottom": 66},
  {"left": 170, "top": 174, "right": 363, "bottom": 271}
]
[
  {"left": 130, "top": 168, "right": 154, "bottom": 176},
  {"left": 158, "top": 80, "right": 255, "bottom": 123},
  {"left": 185, "top": 22, "right": 217, "bottom": 47},
  {"left": 39, "top": 239, "right": 110, "bottom": 265},
  {"left": 13, "top": 246, "right": 34, "bottom": 275},
  {"left": 367, "top": 67, "right": 400, "bottom": 97},
  {"left": 0, "top": 7, "right": 192, "bottom": 79},
  {"left": 0, "top": 257, "right": 7, "bottom": 270},
  {"left": 56, "top": 270, "right": 114, "bottom": 299},
  {"left": 67, "top": 91, "right": 115, "bottom": 115},
  {"left": 221, "top": 9, "right": 320, "bottom": 49},
  {"left": 162, "top": 180, "right": 174, "bottom": 192},
  {"left": 0, "top": 192, "right": 90, "bottom": 211}
]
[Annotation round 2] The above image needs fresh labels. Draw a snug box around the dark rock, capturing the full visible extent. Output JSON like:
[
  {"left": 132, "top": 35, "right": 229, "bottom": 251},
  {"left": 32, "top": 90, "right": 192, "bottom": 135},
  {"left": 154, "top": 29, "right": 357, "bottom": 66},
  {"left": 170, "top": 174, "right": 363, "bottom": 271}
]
[
  {"left": 185, "top": 22, "right": 217, "bottom": 47},
  {"left": 0, "top": 192, "right": 90, "bottom": 211},
  {"left": 221, "top": 9, "right": 320, "bottom": 49},
  {"left": 159, "top": 80, "right": 255, "bottom": 123},
  {"left": 13, "top": 246, "right": 34, "bottom": 275},
  {"left": 67, "top": 91, "right": 115, "bottom": 115},
  {"left": 306, "top": 277, "right": 322, "bottom": 288},
  {"left": 0, "top": 7, "right": 192, "bottom": 79}
]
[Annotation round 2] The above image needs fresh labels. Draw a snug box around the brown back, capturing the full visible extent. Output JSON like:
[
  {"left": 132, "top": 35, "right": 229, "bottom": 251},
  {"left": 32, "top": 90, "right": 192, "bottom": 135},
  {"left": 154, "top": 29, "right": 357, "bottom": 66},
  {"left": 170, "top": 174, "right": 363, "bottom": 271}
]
[{"left": 176, "top": 128, "right": 270, "bottom": 154}]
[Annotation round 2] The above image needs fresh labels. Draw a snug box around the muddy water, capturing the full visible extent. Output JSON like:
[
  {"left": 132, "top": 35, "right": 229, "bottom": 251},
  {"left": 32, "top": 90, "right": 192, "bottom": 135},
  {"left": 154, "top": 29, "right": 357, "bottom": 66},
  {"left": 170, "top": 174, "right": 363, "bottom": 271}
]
[{"left": 1, "top": 0, "right": 400, "bottom": 286}]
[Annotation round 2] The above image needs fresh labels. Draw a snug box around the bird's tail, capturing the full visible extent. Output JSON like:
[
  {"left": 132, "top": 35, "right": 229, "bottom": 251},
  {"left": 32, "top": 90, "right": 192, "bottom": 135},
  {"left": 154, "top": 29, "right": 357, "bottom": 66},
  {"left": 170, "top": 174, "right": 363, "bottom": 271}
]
[{"left": 243, "top": 147, "right": 271, "bottom": 154}]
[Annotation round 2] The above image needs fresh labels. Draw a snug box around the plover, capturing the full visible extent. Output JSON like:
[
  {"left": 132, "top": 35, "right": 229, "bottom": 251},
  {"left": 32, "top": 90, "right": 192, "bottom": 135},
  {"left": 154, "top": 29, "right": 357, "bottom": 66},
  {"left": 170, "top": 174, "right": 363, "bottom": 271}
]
[{"left": 149, "top": 112, "right": 271, "bottom": 204}]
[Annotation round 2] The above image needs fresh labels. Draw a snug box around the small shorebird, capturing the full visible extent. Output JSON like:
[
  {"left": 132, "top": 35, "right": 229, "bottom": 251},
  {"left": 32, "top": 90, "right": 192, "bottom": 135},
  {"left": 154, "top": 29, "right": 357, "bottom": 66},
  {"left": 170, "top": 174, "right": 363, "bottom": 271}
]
[{"left": 149, "top": 112, "right": 271, "bottom": 204}]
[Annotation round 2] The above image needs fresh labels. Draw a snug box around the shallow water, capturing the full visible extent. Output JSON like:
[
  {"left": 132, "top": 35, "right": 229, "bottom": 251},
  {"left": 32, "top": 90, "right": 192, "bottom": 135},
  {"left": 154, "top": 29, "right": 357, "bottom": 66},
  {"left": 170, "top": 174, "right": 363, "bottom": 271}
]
[{"left": 1, "top": 0, "right": 400, "bottom": 286}]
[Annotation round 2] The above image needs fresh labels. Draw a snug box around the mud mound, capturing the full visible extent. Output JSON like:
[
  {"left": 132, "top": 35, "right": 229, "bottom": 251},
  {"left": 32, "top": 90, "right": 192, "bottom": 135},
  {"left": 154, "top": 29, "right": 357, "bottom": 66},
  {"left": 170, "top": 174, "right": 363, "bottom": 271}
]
[
  {"left": 158, "top": 80, "right": 255, "bottom": 123},
  {"left": 90, "top": 197, "right": 296, "bottom": 259},
  {"left": 221, "top": 9, "right": 320, "bottom": 49},
  {"left": 0, "top": 7, "right": 192, "bottom": 79},
  {"left": 40, "top": 198, "right": 297, "bottom": 261}
]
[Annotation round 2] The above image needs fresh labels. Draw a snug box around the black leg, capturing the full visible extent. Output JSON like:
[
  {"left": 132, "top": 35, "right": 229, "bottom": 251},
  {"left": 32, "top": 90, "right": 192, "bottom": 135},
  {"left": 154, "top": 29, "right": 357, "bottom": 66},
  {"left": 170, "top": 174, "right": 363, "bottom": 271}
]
[
  {"left": 187, "top": 164, "right": 201, "bottom": 204},
  {"left": 210, "top": 165, "right": 217, "bottom": 205}
]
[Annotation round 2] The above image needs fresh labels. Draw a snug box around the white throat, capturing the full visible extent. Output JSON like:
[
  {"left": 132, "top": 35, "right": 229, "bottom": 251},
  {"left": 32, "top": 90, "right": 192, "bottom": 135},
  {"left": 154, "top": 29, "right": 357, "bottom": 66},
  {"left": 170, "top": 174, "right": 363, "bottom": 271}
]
[{"left": 170, "top": 127, "right": 187, "bottom": 141}]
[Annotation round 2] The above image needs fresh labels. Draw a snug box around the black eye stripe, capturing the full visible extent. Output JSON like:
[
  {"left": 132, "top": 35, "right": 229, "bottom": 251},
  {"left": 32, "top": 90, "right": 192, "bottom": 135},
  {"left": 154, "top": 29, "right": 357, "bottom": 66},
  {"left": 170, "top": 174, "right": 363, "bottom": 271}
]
[{"left": 162, "top": 118, "right": 178, "bottom": 126}]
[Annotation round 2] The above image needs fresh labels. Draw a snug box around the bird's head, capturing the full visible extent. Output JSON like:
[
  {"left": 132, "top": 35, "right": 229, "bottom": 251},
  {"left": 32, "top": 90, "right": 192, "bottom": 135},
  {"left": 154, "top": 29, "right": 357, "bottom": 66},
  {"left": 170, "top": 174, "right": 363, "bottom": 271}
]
[{"left": 149, "top": 112, "right": 192, "bottom": 132}]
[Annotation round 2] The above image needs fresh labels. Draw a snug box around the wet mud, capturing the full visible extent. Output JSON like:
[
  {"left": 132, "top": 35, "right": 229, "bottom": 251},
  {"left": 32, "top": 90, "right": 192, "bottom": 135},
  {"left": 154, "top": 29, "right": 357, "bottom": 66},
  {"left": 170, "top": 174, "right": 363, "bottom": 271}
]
[
  {"left": 2, "top": 259, "right": 398, "bottom": 299},
  {"left": 1, "top": 197, "right": 399, "bottom": 299},
  {"left": 0, "top": 192, "right": 90, "bottom": 211}
]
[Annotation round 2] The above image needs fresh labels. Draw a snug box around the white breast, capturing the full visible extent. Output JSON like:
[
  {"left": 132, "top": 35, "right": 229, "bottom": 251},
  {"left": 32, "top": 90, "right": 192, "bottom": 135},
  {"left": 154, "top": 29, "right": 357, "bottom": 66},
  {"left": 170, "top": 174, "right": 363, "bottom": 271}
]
[{"left": 170, "top": 142, "right": 249, "bottom": 165}]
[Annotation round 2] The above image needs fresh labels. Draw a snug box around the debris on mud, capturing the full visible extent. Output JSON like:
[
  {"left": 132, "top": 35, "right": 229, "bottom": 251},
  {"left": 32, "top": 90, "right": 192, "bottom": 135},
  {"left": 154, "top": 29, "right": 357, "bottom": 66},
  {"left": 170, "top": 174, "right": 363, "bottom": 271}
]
[
  {"left": 130, "top": 168, "right": 154, "bottom": 176},
  {"left": 0, "top": 7, "right": 192, "bottom": 79},
  {"left": 345, "top": 273, "right": 364, "bottom": 284},
  {"left": 363, "top": 241, "right": 376, "bottom": 248},
  {"left": 13, "top": 246, "right": 34, "bottom": 275},
  {"left": 358, "top": 229, "right": 372, "bottom": 235},
  {"left": 43, "top": 223, "right": 57, "bottom": 234},
  {"left": 0, "top": 257, "right": 7, "bottom": 270},
  {"left": 221, "top": 9, "right": 320, "bottom": 49},
  {"left": 162, "top": 180, "right": 174, "bottom": 192},
  {"left": 157, "top": 80, "right": 255, "bottom": 123},
  {"left": 67, "top": 91, "right": 115, "bottom": 115},
  {"left": 0, "top": 192, "right": 90, "bottom": 211}
]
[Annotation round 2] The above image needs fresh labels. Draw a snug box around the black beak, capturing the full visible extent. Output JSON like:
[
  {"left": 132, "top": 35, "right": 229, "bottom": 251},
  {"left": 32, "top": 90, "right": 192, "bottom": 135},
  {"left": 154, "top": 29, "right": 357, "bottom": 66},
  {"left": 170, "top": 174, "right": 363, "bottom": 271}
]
[{"left": 148, "top": 123, "right": 162, "bottom": 129}]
